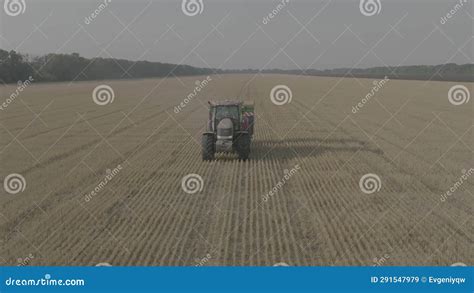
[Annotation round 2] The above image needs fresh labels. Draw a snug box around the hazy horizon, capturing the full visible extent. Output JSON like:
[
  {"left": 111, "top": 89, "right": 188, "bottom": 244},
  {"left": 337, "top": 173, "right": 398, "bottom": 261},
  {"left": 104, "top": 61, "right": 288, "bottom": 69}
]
[
  {"left": 2, "top": 47, "right": 473, "bottom": 72},
  {"left": 1, "top": 0, "right": 472, "bottom": 70}
]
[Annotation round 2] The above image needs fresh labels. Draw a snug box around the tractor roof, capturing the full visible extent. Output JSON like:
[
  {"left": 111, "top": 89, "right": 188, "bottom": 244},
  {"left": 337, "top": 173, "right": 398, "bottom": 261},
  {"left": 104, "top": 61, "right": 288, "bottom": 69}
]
[{"left": 208, "top": 100, "right": 242, "bottom": 106}]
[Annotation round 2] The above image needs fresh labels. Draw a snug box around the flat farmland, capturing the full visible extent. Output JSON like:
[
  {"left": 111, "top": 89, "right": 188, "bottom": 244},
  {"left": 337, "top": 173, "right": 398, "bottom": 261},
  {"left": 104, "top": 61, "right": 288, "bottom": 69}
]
[{"left": 0, "top": 74, "right": 472, "bottom": 266}]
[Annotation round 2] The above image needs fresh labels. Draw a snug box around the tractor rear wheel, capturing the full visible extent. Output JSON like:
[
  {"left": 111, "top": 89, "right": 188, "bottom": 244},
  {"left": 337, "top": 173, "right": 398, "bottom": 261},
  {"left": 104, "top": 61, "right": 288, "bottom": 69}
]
[
  {"left": 236, "top": 133, "right": 250, "bottom": 161},
  {"left": 202, "top": 134, "right": 215, "bottom": 161}
]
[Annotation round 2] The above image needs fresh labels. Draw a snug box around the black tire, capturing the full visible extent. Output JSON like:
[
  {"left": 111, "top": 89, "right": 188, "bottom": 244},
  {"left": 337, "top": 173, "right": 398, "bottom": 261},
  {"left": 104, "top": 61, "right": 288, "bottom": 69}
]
[
  {"left": 236, "top": 133, "right": 251, "bottom": 161},
  {"left": 202, "top": 134, "right": 215, "bottom": 161},
  {"left": 248, "top": 116, "right": 255, "bottom": 137}
]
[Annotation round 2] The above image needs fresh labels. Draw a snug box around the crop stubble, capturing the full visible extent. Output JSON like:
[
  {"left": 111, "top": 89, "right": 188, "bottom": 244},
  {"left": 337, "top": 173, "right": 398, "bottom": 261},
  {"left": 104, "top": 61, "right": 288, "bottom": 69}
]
[{"left": 0, "top": 74, "right": 472, "bottom": 266}]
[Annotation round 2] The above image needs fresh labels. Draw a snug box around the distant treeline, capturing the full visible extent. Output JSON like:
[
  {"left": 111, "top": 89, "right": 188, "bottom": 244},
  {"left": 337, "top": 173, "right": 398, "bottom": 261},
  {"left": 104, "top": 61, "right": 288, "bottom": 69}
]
[
  {"left": 0, "top": 49, "right": 472, "bottom": 84},
  {"left": 0, "top": 49, "right": 221, "bottom": 84},
  {"left": 230, "top": 64, "right": 473, "bottom": 82}
]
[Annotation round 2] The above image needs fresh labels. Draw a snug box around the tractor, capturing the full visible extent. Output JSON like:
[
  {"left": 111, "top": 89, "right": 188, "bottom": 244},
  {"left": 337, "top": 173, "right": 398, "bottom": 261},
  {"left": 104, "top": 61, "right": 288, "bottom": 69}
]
[{"left": 202, "top": 100, "right": 254, "bottom": 161}]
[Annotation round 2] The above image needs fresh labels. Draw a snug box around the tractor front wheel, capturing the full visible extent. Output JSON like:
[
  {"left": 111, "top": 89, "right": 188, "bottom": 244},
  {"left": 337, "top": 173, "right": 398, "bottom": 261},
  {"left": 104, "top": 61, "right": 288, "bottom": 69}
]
[
  {"left": 202, "top": 134, "right": 215, "bottom": 161},
  {"left": 236, "top": 133, "right": 251, "bottom": 161}
]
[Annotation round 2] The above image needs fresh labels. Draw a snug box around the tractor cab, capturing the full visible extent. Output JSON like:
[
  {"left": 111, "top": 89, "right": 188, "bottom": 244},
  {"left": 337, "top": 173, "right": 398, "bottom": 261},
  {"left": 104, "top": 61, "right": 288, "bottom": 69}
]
[{"left": 209, "top": 102, "right": 241, "bottom": 132}]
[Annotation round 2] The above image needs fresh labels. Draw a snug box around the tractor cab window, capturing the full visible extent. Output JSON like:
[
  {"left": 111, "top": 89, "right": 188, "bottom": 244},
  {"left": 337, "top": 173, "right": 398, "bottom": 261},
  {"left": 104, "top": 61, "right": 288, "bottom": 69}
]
[{"left": 215, "top": 106, "right": 240, "bottom": 122}]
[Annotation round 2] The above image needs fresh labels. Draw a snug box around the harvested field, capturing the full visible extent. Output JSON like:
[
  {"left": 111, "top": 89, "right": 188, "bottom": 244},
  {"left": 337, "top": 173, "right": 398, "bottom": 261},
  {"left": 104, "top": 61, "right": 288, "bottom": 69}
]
[{"left": 0, "top": 74, "right": 472, "bottom": 266}]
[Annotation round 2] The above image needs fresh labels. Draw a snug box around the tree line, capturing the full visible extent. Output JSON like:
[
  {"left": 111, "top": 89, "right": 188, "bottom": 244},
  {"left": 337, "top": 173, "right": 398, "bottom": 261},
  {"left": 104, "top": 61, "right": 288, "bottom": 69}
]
[
  {"left": 230, "top": 64, "right": 473, "bottom": 82},
  {"left": 0, "top": 49, "right": 472, "bottom": 84},
  {"left": 0, "top": 49, "right": 220, "bottom": 84}
]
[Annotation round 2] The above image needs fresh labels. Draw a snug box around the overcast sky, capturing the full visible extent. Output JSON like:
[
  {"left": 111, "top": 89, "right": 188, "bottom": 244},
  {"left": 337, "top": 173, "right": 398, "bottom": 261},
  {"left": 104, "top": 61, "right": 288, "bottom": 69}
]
[{"left": 1, "top": 0, "right": 472, "bottom": 70}]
